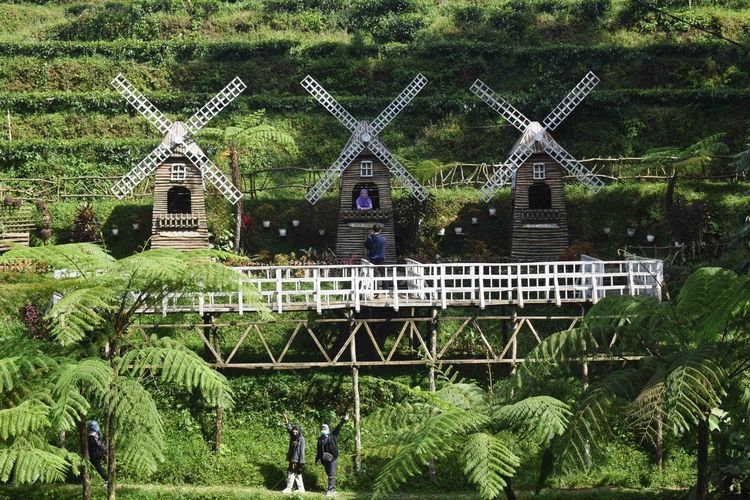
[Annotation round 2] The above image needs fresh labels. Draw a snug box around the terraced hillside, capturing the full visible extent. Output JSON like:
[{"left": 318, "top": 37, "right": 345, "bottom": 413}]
[{"left": 1, "top": 0, "right": 750, "bottom": 181}]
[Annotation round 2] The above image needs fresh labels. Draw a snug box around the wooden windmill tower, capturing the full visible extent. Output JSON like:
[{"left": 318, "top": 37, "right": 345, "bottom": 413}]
[
  {"left": 301, "top": 74, "right": 429, "bottom": 263},
  {"left": 470, "top": 72, "right": 604, "bottom": 261},
  {"left": 110, "top": 73, "right": 245, "bottom": 250}
]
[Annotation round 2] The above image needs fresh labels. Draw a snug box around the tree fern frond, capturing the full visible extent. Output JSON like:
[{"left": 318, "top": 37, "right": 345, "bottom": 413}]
[
  {"left": 111, "top": 379, "right": 165, "bottom": 474},
  {"left": 436, "top": 383, "right": 489, "bottom": 412},
  {"left": 373, "top": 409, "right": 490, "bottom": 497},
  {"left": 626, "top": 368, "right": 666, "bottom": 446},
  {"left": 463, "top": 432, "right": 520, "bottom": 500},
  {"left": 117, "top": 336, "right": 234, "bottom": 409},
  {"left": 46, "top": 286, "right": 117, "bottom": 345},
  {"left": 665, "top": 346, "right": 727, "bottom": 435},
  {"left": 367, "top": 402, "right": 433, "bottom": 434},
  {"left": 0, "top": 355, "right": 55, "bottom": 394},
  {"left": 0, "top": 243, "right": 114, "bottom": 275},
  {"left": 0, "top": 399, "right": 50, "bottom": 440},
  {"left": 0, "top": 439, "right": 70, "bottom": 484},
  {"left": 495, "top": 396, "right": 571, "bottom": 446},
  {"left": 677, "top": 267, "right": 749, "bottom": 340},
  {"left": 51, "top": 359, "right": 113, "bottom": 431}
]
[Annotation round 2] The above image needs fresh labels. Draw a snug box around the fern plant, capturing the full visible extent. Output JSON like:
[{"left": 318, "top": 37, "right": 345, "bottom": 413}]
[
  {"left": 518, "top": 266, "right": 750, "bottom": 500},
  {"left": 366, "top": 367, "right": 571, "bottom": 500},
  {"left": 0, "top": 244, "right": 263, "bottom": 500},
  {"left": 201, "top": 109, "right": 298, "bottom": 253}
]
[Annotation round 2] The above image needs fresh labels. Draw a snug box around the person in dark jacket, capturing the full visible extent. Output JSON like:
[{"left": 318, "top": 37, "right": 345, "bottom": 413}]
[
  {"left": 315, "top": 413, "right": 349, "bottom": 497},
  {"left": 365, "top": 225, "right": 386, "bottom": 294},
  {"left": 87, "top": 420, "right": 108, "bottom": 486},
  {"left": 282, "top": 413, "right": 306, "bottom": 493}
]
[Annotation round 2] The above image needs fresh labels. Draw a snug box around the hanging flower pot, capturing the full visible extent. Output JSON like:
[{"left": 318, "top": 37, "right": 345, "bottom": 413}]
[
  {"left": 262, "top": 220, "right": 271, "bottom": 228},
  {"left": 627, "top": 228, "right": 636, "bottom": 237},
  {"left": 603, "top": 227, "right": 611, "bottom": 235},
  {"left": 454, "top": 227, "right": 463, "bottom": 235},
  {"left": 132, "top": 222, "right": 140, "bottom": 230},
  {"left": 488, "top": 207, "right": 497, "bottom": 216},
  {"left": 292, "top": 219, "right": 300, "bottom": 227},
  {"left": 437, "top": 228, "right": 446, "bottom": 236},
  {"left": 674, "top": 240, "right": 684, "bottom": 247},
  {"left": 111, "top": 227, "right": 119, "bottom": 236},
  {"left": 471, "top": 217, "right": 479, "bottom": 225},
  {"left": 318, "top": 229, "right": 326, "bottom": 236},
  {"left": 646, "top": 234, "right": 655, "bottom": 243},
  {"left": 278, "top": 228, "right": 287, "bottom": 237}
]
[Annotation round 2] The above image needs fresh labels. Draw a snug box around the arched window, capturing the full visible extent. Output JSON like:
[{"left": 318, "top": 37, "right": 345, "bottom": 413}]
[
  {"left": 352, "top": 183, "right": 380, "bottom": 210},
  {"left": 528, "top": 182, "right": 551, "bottom": 210},
  {"left": 167, "top": 186, "right": 192, "bottom": 214}
]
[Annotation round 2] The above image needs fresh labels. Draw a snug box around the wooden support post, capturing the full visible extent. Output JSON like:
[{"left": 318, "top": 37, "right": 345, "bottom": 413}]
[
  {"left": 349, "top": 312, "right": 362, "bottom": 474},
  {"left": 582, "top": 359, "right": 591, "bottom": 467},
  {"left": 6, "top": 109, "right": 11, "bottom": 142},
  {"left": 212, "top": 315, "right": 223, "bottom": 454},
  {"left": 428, "top": 307, "right": 438, "bottom": 478}
]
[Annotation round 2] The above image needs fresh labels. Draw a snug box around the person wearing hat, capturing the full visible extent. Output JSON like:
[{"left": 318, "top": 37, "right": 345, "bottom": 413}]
[
  {"left": 315, "top": 413, "right": 349, "bottom": 497},
  {"left": 282, "top": 412, "right": 306, "bottom": 493}
]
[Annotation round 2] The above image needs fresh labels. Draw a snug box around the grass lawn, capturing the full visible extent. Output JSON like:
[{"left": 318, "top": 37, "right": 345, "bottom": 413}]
[{"left": 0, "top": 483, "right": 688, "bottom": 499}]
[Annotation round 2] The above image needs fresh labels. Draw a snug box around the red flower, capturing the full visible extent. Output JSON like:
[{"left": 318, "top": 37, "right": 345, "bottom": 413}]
[{"left": 241, "top": 214, "right": 252, "bottom": 228}]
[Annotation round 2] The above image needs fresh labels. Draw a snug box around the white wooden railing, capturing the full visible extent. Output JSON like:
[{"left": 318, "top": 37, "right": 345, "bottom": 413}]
[{"left": 151, "top": 258, "right": 663, "bottom": 315}]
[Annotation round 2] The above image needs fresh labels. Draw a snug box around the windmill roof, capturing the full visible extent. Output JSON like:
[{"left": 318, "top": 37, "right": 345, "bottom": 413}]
[{"left": 510, "top": 121, "right": 552, "bottom": 155}]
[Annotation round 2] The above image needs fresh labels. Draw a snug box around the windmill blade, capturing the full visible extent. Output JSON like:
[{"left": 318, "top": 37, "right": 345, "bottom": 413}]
[
  {"left": 185, "top": 77, "right": 247, "bottom": 136},
  {"left": 111, "top": 145, "right": 174, "bottom": 199},
  {"left": 111, "top": 73, "right": 173, "bottom": 135},
  {"left": 542, "top": 138, "right": 604, "bottom": 192},
  {"left": 470, "top": 79, "right": 531, "bottom": 133},
  {"left": 183, "top": 147, "right": 242, "bottom": 205},
  {"left": 367, "top": 138, "right": 428, "bottom": 202},
  {"left": 306, "top": 139, "right": 366, "bottom": 205},
  {"left": 370, "top": 73, "right": 428, "bottom": 136},
  {"left": 543, "top": 71, "right": 599, "bottom": 131},
  {"left": 301, "top": 75, "right": 360, "bottom": 133},
  {"left": 478, "top": 143, "right": 534, "bottom": 202}
]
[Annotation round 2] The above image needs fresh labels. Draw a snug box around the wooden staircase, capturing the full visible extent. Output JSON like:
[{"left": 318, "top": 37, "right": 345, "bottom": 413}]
[{"left": 0, "top": 204, "right": 33, "bottom": 251}]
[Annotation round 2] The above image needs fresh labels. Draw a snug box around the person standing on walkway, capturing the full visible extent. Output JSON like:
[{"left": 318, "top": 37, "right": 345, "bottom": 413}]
[
  {"left": 365, "top": 224, "right": 386, "bottom": 293},
  {"left": 282, "top": 413, "right": 306, "bottom": 493},
  {"left": 316, "top": 413, "right": 349, "bottom": 497}
]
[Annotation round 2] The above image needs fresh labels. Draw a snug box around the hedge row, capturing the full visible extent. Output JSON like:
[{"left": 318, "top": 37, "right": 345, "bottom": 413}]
[
  {"left": 0, "top": 39, "right": 745, "bottom": 62},
  {"left": 3, "top": 88, "right": 750, "bottom": 115}
]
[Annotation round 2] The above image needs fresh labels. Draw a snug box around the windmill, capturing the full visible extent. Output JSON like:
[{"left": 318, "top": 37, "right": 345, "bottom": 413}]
[
  {"left": 470, "top": 72, "right": 604, "bottom": 261},
  {"left": 301, "top": 74, "right": 429, "bottom": 263},
  {"left": 110, "top": 73, "right": 245, "bottom": 250}
]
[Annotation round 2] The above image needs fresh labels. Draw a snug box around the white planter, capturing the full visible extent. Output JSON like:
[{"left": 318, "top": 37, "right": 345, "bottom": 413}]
[
  {"left": 646, "top": 234, "right": 655, "bottom": 243},
  {"left": 675, "top": 241, "right": 684, "bottom": 247},
  {"left": 627, "top": 228, "right": 636, "bottom": 237},
  {"left": 437, "top": 228, "right": 446, "bottom": 236},
  {"left": 603, "top": 227, "right": 611, "bottom": 235},
  {"left": 454, "top": 227, "right": 463, "bottom": 235},
  {"left": 471, "top": 217, "right": 479, "bottom": 225},
  {"left": 318, "top": 229, "right": 326, "bottom": 236},
  {"left": 132, "top": 222, "right": 140, "bottom": 230},
  {"left": 111, "top": 228, "right": 119, "bottom": 236},
  {"left": 278, "top": 229, "right": 287, "bottom": 237},
  {"left": 262, "top": 220, "right": 271, "bottom": 228},
  {"left": 292, "top": 219, "right": 300, "bottom": 227},
  {"left": 488, "top": 207, "right": 497, "bottom": 216}
]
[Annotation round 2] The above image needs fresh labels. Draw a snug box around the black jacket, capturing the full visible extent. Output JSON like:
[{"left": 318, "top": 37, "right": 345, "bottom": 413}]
[
  {"left": 88, "top": 432, "right": 107, "bottom": 461},
  {"left": 316, "top": 419, "right": 346, "bottom": 463},
  {"left": 286, "top": 424, "right": 306, "bottom": 464}
]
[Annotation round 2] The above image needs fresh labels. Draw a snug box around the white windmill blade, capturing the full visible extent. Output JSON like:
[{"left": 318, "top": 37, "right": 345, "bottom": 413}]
[
  {"left": 112, "top": 145, "right": 174, "bottom": 199},
  {"left": 369, "top": 73, "right": 428, "bottom": 136},
  {"left": 542, "top": 137, "right": 604, "bottom": 192},
  {"left": 301, "top": 75, "right": 360, "bottom": 133},
  {"left": 543, "top": 71, "right": 599, "bottom": 131},
  {"left": 184, "top": 77, "right": 247, "bottom": 136},
  {"left": 367, "top": 138, "right": 428, "bottom": 202},
  {"left": 111, "top": 73, "right": 173, "bottom": 135},
  {"left": 183, "top": 147, "right": 242, "bottom": 205},
  {"left": 478, "top": 143, "right": 534, "bottom": 202},
  {"left": 306, "top": 139, "right": 366, "bottom": 205},
  {"left": 470, "top": 79, "right": 532, "bottom": 133}
]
